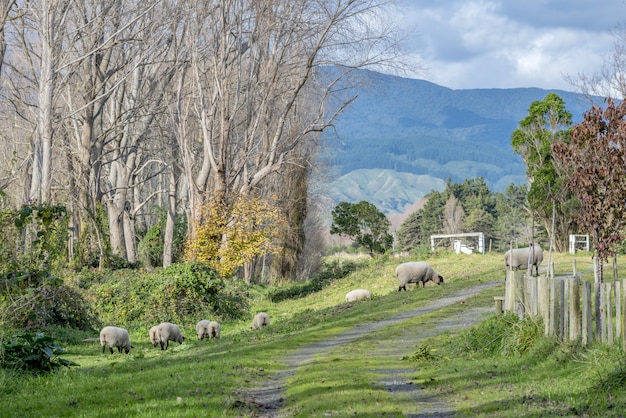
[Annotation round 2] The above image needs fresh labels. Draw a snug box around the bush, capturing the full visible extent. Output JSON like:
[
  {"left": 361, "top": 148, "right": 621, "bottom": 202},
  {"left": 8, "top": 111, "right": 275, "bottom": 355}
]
[
  {"left": 1, "top": 333, "right": 77, "bottom": 373},
  {"left": 90, "top": 262, "right": 249, "bottom": 326},
  {"left": 1, "top": 282, "right": 99, "bottom": 332},
  {"left": 268, "top": 259, "right": 358, "bottom": 302}
]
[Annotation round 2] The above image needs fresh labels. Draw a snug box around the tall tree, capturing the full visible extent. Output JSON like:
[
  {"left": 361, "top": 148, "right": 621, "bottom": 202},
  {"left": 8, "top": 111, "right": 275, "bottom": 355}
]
[
  {"left": 511, "top": 93, "right": 576, "bottom": 252},
  {"left": 552, "top": 99, "right": 626, "bottom": 282},
  {"left": 330, "top": 201, "right": 393, "bottom": 257}
]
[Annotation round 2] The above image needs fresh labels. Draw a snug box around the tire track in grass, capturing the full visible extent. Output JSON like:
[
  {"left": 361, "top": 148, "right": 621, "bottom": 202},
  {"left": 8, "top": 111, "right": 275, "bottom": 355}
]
[{"left": 242, "top": 281, "right": 504, "bottom": 417}]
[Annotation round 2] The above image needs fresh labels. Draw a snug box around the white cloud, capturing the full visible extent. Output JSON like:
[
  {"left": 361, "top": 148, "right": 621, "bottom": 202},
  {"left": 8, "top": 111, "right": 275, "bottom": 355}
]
[{"left": 393, "top": 0, "right": 623, "bottom": 91}]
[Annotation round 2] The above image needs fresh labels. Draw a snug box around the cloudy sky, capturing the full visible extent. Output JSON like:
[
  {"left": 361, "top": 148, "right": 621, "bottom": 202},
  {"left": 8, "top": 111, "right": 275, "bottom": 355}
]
[{"left": 393, "top": 0, "right": 626, "bottom": 92}]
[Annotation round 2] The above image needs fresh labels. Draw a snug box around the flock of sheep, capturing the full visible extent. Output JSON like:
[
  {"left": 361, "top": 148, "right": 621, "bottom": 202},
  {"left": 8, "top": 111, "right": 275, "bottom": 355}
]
[
  {"left": 99, "top": 312, "right": 270, "bottom": 355},
  {"left": 344, "top": 242, "right": 545, "bottom": 302},
  {"left": 100, "top": 244, "right": 544, "bottom": 355}
]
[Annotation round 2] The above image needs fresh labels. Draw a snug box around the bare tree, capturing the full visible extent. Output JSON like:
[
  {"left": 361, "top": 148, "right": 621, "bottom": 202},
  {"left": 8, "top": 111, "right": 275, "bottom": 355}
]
[{"left": 174, "top": 0, "right": 405, "bottom": 274}]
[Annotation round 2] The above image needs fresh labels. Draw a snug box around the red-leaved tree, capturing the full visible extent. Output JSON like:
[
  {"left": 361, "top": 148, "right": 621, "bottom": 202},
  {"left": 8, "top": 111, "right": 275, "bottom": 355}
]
[{"left": 552, "top": 99, "right": 626, "bottom": 282}]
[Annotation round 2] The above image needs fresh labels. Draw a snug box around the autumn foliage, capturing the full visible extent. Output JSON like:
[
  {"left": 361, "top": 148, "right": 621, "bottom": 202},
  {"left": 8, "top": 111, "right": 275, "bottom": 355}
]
[
  {"left": 552, "top": 99, "right": 626, "bottom": 271},
  {"left": 184, "top": 194, "right": 286, "bottom": 278}
]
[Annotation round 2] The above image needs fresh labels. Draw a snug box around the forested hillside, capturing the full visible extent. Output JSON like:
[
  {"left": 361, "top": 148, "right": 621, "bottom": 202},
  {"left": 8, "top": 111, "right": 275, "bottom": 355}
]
[{"left": 326, "top": 69, "right": 597, "bottom": 214}]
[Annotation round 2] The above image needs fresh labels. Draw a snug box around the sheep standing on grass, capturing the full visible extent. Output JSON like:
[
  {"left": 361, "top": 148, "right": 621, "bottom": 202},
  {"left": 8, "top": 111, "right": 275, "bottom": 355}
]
[
  {"left": 504, "top": 243, "right": 544, "bottom": 277},
  {"left": 156, "top": 322, "right": 185, "bottom": 350},
  {"left": 99, "top": 326, "right": 133, "bottom": 354},
  {"left": 208, "top": 321, "right": 221, "bottom": 339},
  {"left": 345, "top": 289, "right": 372, "bottom": 302},
  {"left": 149, "top": 326, "right": 160, "bottom": 347},
  {"left": 196, "top": 320, "right": 211, "bottom": 341},
  {"left": 395, "top": 261, "right": 444, "bottom": 291},
  {"left": 251, "top": 312, "right": 270, "bottom": 330}
]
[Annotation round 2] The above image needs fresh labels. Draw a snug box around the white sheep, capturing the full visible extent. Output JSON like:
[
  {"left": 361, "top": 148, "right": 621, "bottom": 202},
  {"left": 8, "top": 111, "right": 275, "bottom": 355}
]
[
  {"left": 395, "top": 261, "right": 444, "bottom": 291},
  {"left": 156, "top": 322, "right": 185, "bottom": 350},
  {"left": 251, "top": 312, "right": 270, "bottom": 330},
  {"left": 196, "top": 319, "right": 211, "bottom": 341},
  {"left": 504, "top": 243, "right": 544, "bottom": 277},
  {"left": 99, "top": 326, "right": 133, "bottom": 354},
  {"left": 149, "top": 326, "right": 160, "bottom": 347},
  {"left": 208, "top": 321, "right": 221, "bottom": 339},
  {"left": 345, "top": 289, "right": 372, "bottom": 302}
]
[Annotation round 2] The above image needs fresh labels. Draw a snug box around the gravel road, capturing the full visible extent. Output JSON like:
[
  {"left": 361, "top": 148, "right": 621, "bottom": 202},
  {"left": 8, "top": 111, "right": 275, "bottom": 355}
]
[{"left": 240, "top": 281, "right": 504, "bottom": 417}]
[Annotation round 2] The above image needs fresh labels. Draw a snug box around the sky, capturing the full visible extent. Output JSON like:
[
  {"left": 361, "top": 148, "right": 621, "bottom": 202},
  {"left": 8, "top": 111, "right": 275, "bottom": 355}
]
[{"left": 394, "top": 0, "right": 626, "bottom": 92}]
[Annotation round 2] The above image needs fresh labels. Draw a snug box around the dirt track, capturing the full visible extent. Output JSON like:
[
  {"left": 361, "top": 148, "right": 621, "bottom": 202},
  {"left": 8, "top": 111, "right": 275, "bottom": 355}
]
[{"left": 241, "top": 281, "right": 504, "bottom": 417}]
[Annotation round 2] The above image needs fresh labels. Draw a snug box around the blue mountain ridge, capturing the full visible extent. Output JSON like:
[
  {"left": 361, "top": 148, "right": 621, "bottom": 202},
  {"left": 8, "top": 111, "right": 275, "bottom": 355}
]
[{"left": 324, "top": 69, "right": 598, "bottom": 216}]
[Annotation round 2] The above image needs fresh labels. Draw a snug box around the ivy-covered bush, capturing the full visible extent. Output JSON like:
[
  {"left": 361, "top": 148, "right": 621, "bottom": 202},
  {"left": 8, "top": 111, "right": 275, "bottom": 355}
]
[
  {"left": 90, "top": 262, "right": 249, "bottom": 326},
  {"left": 1, "top": 332, "right": 77, "bottom": 373}
]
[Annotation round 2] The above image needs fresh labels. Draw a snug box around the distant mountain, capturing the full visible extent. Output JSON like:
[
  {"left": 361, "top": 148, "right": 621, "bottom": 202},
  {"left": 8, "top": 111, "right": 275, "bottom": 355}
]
[{"left": 325, "top": 69, "right": 596, "bottom": 215}]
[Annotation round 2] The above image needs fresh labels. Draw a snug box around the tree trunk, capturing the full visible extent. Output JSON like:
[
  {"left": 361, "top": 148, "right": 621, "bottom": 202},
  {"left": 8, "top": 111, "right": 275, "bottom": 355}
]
[{"left": 163, "top": 167, "right": 177, "bottom": 267}]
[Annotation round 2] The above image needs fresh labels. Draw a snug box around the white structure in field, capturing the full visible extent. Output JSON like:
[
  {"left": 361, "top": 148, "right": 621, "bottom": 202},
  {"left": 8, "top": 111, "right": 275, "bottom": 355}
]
[
  {"left": 569, "top": 234, "right": 590, "bottom": 254},
  {"left": 430, "top": 232, "right": 485, "bottom": 254}
]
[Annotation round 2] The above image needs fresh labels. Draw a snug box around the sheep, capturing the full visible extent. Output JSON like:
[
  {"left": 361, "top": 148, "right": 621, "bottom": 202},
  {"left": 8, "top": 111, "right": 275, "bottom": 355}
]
[
  {"left": 149, "top": 326, "right": 160, "bottom": 347},
  {"left": 251, "top": 312, "right": 270, "bottom": 330},
  {"left": 196, "top": 319, "right": 211, "bottom": 341},
  {"left": 395, "top": 261, "right": 444, "bottom": 291},
  {"left": 504, "top": 243, "right": 544, "bottom": 277},
  {"left": 208, "top": 321, "right": 221, "bottom": 339},
  {"left": 345, "top": 289, "right": 372, "bottom": 302},
  {"left": 156, "top": 322, "right": 185, "bottom": 350},
  {"left": 99, "top": 326, "right": 133, "bottom": 354}
]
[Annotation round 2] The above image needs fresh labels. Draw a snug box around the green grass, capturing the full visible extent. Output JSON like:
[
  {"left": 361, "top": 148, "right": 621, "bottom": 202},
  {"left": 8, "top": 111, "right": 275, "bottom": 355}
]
[{"left": 2, "top": 251, "right": 626, "bottom": 417}]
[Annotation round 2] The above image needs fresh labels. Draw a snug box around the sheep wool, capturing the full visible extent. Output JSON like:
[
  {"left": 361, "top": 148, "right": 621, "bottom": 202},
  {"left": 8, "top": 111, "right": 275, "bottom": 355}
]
[
  {"left": 395, "top": 261, "right": 444, "bottom": 291},
  {"left": 504, "top": 243, "right": 544, "bottom": 277},
  {"left": 208, "top": 321, "right": 221, "bottom": 339},
  {"left": 345, "top": 289, "right": 372, "bottom": 302},
  {"left": 149, "top": 326, "right": 160, "bottom": 347},
  {"left": 156, "top": 322, "right": 185, "bottom": 350},
  {"left": 251, "top": 312, "right": 270, "bottom": 330},
  {"left": 100, "top": 326, "right": 133, "bottom": 354},
  {"left": 196, "top": 320, "right": 212, "bottom": 341}
]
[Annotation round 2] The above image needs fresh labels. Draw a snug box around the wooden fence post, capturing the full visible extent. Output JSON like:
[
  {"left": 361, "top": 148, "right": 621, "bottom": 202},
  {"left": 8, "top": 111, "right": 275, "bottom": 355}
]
[
  {"left": 616, "top": 281, "right": 622, "bottom": 340},
  {"left": 604, "top": 282, "right": 613, "bottom": 344},
  {"left": 505, "top": 270, "right": 515, "bottom": 312},
  {"left": 582, "top": 281, "right": 592, "bottom": 346},
  {"left": 595, "top": 282, "right": 602, "bottom": 341},
  {"left": 538, "top": 276, "right": 549, "bottom": 334},
  {"left": 559, "top": 279, "right": 566, "bottom": 340},
  {"left": 550, "top": 277, "right": 558, "bottom": 337},
  {"left": 570, "top": 276, "right": 581, "bottom": 342}
]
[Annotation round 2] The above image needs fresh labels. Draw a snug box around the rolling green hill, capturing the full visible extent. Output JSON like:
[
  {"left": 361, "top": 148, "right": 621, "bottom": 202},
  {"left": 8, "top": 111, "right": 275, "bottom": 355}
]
[{"left": 326, "top": 69, "right": 597, "bottom": 214}]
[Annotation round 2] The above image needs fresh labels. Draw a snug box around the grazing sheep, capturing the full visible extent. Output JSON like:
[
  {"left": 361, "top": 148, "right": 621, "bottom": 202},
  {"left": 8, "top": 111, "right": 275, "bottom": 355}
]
[
  {"left": 99, "top": 326, "right": 133, "bottom": 354},
  {"left": 395, "top": 261, "right": 444, "bottom": 291},
  {"left": 251, "top": 312, "right": 270, "bottom": 330},
  {"left": 156, "top": 322, "right": 185, "bottom": 350},
  {"left": 149, "top": 326, "right": 160, "bottom": 347},
  {"left": 196, "top": 319, "right": 212, "bottom": 341},
  {"left": 504, "top": 243, "right": 544, "bottom": 277},
  {"left": 208, "top": 321, "right": 221, "bottom": 339},
  {"left": 345, "top": 289, "right": 372, "bottom": 302}
]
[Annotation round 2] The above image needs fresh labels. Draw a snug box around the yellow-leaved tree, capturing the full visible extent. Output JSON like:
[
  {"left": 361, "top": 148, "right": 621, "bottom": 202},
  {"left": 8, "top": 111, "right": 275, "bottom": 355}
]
[{"left": 185, "top": 193, "right": 286, "bottom": 280}]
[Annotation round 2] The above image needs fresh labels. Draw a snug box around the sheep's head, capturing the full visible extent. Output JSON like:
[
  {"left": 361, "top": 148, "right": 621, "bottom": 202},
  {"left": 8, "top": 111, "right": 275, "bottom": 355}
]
[{"left": 434, "top": 274, "right": 444, "bottom": 285}]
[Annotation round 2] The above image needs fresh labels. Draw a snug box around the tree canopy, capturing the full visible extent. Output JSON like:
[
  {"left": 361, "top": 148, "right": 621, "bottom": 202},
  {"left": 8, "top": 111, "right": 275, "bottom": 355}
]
[
  {"left": 552, "top": 99, "right": 626, "bottom": 281},
  {"left": 330, "top": 201, "right": 393, "bottom": 256},
  {"left": 511, "top": 93, "right": 577, "bottom": 251}
]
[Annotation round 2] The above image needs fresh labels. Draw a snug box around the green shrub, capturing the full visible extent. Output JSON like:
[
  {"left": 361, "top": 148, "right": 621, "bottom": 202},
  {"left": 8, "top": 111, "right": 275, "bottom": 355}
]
[
  {"left": 1, "top": 282, "right": 99, "bottom": 331},
  {"left": 90, "top": 262, "right": 249, "bottom": 326},
  {"left": 1, "top": 332, "right": 77, "bottom": 373},
  {"left": 267, "top": 259, "right": 357, "bottom": 302}
]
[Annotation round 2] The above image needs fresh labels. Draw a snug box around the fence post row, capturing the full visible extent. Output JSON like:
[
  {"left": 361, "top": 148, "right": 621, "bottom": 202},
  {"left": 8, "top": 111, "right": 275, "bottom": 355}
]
[{"left": 502, "top": 269, "right": 626, "bottom": 347}]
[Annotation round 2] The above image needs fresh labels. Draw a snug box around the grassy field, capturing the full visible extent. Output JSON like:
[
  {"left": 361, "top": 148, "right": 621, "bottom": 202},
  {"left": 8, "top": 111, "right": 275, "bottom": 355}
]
[{"left": 1, "top": 251, "right": 626, "bottom": 417}]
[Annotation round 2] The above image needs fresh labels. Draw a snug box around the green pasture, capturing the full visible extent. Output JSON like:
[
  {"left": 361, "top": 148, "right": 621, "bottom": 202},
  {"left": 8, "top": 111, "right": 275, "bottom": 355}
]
[{"left": 2, "top": 251, "right": 626, "bottom": 417}]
